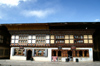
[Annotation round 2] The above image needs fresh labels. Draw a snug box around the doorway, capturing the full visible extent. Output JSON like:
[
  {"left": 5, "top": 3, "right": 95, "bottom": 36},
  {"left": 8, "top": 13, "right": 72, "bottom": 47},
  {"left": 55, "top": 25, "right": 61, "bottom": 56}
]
[
  {"left": 58, "top": 51, "right": 61, "bottom": 57},
  {"left": 27, "top": 50, "right": 32, "bottom": 60},
  {"left": 68, "top": 51, "right": 72, "bottom": 61}
]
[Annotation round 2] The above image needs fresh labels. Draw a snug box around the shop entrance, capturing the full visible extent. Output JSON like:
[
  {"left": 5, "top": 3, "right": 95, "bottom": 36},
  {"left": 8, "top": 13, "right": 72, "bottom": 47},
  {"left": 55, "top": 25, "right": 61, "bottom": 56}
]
[
  {"left": 68, "top": 51, "right": 72, "bottom": 61},
  {"left": 27, "top": 50, "right": 32, "bottom": 60}
]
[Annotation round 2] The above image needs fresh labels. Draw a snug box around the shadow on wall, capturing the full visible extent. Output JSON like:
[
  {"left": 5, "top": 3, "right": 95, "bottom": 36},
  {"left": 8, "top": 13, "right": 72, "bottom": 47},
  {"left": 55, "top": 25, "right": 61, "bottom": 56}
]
[{"left": 93, "top": 29, "right": 100, "bottom": 61}]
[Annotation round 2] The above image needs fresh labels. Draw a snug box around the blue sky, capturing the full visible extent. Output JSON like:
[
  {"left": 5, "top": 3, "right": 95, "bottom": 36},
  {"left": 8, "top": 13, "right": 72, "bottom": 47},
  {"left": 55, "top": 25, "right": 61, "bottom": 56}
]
[{"left": 0, "top": 0, "right": 100, "bottom": 24}]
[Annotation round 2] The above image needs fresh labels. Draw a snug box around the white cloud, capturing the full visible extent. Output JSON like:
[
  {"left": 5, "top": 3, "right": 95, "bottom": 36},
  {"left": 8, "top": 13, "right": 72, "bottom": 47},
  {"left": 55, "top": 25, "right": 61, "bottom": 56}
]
[
  {"left": 95, "top": 19, "right": 100, "bottom": 22},
  {"left": 22, "top": 9, "right": 54, "bottom": 18},
  {"left": 0, "top": 0, "right": 32, "bottom": 7}
]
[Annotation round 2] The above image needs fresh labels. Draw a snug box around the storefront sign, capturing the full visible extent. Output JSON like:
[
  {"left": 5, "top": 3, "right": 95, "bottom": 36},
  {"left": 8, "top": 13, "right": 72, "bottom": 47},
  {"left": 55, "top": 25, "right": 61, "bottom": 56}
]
[
  {"left": 58, "top": 46, "right": 62, "bottom": 50},
  {"left": 52, "top": 56, "right": 58, "bottom": 61},
  {"left": 20, "top": 46, "right": 24, "bottom": 49},
  {"left": 71, "top": 46, "right": 76, "bottom": 50}
]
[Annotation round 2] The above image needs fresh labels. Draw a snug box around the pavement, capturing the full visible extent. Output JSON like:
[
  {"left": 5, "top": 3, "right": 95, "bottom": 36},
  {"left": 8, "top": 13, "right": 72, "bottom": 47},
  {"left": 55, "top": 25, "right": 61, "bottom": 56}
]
[{"left": 0, "top": 60, "right": 100, "bottom": 66}]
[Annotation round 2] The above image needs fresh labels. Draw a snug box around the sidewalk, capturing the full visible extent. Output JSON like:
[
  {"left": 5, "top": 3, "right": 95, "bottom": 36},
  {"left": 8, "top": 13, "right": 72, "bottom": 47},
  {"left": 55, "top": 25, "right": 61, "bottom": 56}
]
[{"left": 0, "top": 60, "right": 100, "bottom": 66}]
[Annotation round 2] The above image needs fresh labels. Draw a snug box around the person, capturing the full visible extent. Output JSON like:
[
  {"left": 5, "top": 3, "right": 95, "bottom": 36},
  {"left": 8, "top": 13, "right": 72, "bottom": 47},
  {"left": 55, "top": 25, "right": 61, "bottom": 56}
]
[{"left": 30, "top": 56, "right": 33, "bottom": 61}]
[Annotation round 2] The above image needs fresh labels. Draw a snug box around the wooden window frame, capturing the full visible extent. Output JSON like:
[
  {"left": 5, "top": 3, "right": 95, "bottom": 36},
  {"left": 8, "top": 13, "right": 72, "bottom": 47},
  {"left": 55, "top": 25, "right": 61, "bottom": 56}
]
[
  {"left": 84, "top": 35, "right": 93, "bottom": 44},
  {"left": 34, "top": 49, "right": 46, "bottom": 57},
  {"left": 55, "top": 35, "right": 65, "bottom": 44},
  {"left": 14, "top": 48, "right": 24, "bottom": 56},
  {"left": 19, "top": 35, "right": 28, "bottom": 44},
  {"left": 74, "top": 35, "right": 84, "bottom": 44},
  {"left": 36, "top": 35, "right": 46, "bottom": 44}
]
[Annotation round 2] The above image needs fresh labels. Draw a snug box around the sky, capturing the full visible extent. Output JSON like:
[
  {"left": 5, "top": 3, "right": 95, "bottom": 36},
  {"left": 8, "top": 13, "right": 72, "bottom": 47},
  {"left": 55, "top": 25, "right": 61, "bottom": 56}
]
[{"left": 0, "top": 0, "right": 100, "bottom": 24}]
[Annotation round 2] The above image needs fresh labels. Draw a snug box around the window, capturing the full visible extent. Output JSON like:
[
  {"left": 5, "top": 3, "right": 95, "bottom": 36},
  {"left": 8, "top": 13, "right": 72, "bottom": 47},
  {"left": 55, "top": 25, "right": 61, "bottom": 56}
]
[
  {"left": 0, "top": 49, "right": 3, "bottom": 56},
  {"left": 65, "top": 35, "right": 74, "bottom": 44},
  {"left": 79, "top": 51, "right": 82, "bottom": 57},
  {"left": 19, "top": 35, "right": 28, "bottom": 44},
  {"left": 84, "top": 35, "right": 93, "bottom": 43},
  {"left": 75, "top": 50, "right": 89, "bottom": 57},
  {"left": 84, "top": 50, "right": 88, "bottom": 57},
  {"left": 6, "top": 38, "right": 10, "bottom": 44},
  {"left": 51, "top": 35, "right": 54, "bottom": 44},
  {"left": 36, "top": 35, "right": 46, "bottom": 44},
  {"left": 4, "top": 49, "right": 9, "bottom": 56},
  {"left": 74, "top": 35, "right": 84, "bottom": 43},
  {"left": 14, "top": 48, "right": 24, "bottom": 56},
  {"left": 0, "top": 35, "right": 3, "bottom": 43},
  {"left": 55, "top": 35, "right": 64, "bottom": 43},
  {"left": 34, "top": 49, "right": 48, "bottom": 57}
]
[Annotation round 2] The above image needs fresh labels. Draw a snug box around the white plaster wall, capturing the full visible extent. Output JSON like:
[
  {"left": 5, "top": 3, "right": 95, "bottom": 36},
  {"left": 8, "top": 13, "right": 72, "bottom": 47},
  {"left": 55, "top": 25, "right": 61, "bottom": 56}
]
[
  {"left": 32, "top": 35, "right": 36, "bottom": 39},
  {"left": 11, "top": 40, "right": 14, "bottom": 43},
  {"left": 10, "top": 47, "right": 26, "bottom": 60},
  {"left": 28, "top": 36, "right": 31, "bottom": 39},
  {"left": 61, "top": 48, "right": 93, "bottom": 62},
  {"left": 31, "top": 48, "right": 57, "bottom": 61},
  {"left": 10, "top": 47, "right": 93, "bottom": 62},
  {"left": 32, "top": 40, "right": 35, "bottom": 43},
  {"left": 73, "top": 48, "right": 93, "bottom": 62},
  {"left": 15, "top": 40, "right": 18, "bottom": 43},
  {"left": 10, "top": 47, "right": 58, "bottom": 61},
  {"left": 16, "top": 35, "right": 19, "bottom": 39},
  {"left": 46, "top": 40, "right": 49, "bottom": 43},
  {"left": 11, "top": 35, "right": 15, "bottom": 39},
  {"left": 46, "top": 35, "right": 50, "bottom": 39},
  {"left": 28, "top": 40, "right": 31, "bottom": 43}
]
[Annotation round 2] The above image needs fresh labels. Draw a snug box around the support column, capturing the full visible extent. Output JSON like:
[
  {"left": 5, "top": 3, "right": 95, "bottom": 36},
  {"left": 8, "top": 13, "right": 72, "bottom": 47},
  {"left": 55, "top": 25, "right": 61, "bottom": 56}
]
[
  {"left": 87, "top": 50, "right": 89, "bottom": 57},
  {"left": 56, "top": 51, "right": 58, "bottom": 56},
  {"left": 66, "top": 51, "right": 68, "bottom": 57},
  {"left": 61, "top": 50, "right": 63, "bottom": 57},
  {"left": 77, "top": 51, "right": 79, "bottom": 57},
  {"left": 83, "top": 50, "right": 85, "bottom": 57},
  {"left": 73, "top": 50, "right": 75, "bottom": 57}
]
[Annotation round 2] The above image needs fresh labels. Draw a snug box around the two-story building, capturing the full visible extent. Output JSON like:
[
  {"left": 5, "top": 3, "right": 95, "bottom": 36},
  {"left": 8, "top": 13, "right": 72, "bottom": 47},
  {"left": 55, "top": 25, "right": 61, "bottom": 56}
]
[
  {"left": 4, "top": 23, "right": 94, "bottom": 62},
  {"left": 0, "top": 26, "right": 11, "bottom": 59}
]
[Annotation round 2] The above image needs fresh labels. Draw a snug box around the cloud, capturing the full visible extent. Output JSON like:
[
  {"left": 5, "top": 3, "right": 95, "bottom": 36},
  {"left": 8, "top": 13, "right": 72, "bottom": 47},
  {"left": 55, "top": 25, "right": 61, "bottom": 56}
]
[
  {"left": 95, "top": 19, "right": 100, "bottom": 22},
  {"left": 0, "top": 0, "right": 33, "bottom": 7},
  {"left": 21, "top": 9, "right": 54, "bottom": 18}
]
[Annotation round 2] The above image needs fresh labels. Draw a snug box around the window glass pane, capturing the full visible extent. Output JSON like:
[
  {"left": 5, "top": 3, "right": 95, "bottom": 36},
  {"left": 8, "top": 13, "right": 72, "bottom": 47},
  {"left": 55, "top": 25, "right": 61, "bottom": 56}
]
[
  {"left": 0, "top": 49, "right": 3, "bottom": 56},
  {"left": 88, "top": 35, "right": 92, "bottom": 39},
  {"left": 84, "top": 35, "right": 88, "bottom": 39},
  {"left": 4, "top": 49, "right": 9, "bottom": 56},
  {"left": 65, "top": 40, "right": 69, "bottom": 43},
  {"left": 51, "top": 35, "right": 54, "bottom": 39},
  {"left": 89, "top": 40, "right": 93, "bottom": 43},
  {"left": 84, "top": 40, "right": 88, "bottom": 43},
  {"left": 28, "top": 36, "right": 31, "bottom": 39},
  {"left": 11, "top": 35, "right": 15, "bottom": 39},
  {"left": 34, "top": 49, "right": 46, "bottom": 57},
  {"left": 14, "top": 49, "right": 24, "bottom": 56},
  {"left": 11, "top": 40, "right": 14, "bottom": 43}
]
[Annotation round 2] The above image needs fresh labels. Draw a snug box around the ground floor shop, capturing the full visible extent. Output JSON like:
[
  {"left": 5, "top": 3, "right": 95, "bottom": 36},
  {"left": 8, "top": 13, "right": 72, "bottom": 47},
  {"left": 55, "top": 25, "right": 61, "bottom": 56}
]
[{"left": 10, "top": 47, "right": 93, "bottom": 62}]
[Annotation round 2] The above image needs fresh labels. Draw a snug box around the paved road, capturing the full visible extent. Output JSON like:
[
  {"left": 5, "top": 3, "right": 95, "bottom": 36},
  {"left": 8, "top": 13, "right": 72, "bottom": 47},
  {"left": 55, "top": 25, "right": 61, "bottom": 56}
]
[{"left": 0, "top": 60, "right": 100, "bottom": 66}]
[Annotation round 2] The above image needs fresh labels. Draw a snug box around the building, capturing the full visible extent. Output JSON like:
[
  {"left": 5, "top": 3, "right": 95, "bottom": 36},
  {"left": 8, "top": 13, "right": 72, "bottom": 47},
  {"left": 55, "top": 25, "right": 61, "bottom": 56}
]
[
  {"left": 0, "top": 26, "right": 11, "bottom": 59},
  {"left": 3, "top": 22, "right": 96, "bottom": 62}
]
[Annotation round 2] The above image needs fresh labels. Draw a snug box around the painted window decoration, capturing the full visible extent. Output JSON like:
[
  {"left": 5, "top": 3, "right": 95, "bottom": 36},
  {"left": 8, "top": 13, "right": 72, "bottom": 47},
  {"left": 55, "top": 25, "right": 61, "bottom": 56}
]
[
  {"left": 0, "top": 35, "right": 3, "bottom": 43},
  {"left": 74, "top": 35, "right": 84, "bottom": 43},
  {"left": 55, "top": 35, "right": 64, "bottom": 43},
  {"left": 36, "top": 35, "right": 46, "bottom": 44},
  {"left": 14, "top": 48, "right": 24, "bottom": 56},
  {"left": 19, "top": 35, "right": 28, "bottom": 44},
  {"left": 34, "top": 49, "right": 47, "bottom": 57},
  {"left": 84, "top": 35, "right": 93, "bottom": 43}
]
